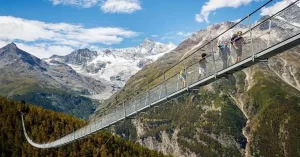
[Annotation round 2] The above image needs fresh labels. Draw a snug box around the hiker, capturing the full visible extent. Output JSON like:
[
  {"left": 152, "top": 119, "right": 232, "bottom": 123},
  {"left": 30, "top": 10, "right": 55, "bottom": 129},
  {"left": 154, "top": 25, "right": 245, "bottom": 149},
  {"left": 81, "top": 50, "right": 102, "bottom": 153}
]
[
  {"left": 179, "top": 69, "right": 187, "bottom": 88},
  {"left": 231, "top": 31, "right": 245, "bottom": 63},
  {"left": 218, "top": 41, "right": 231, "bottom": 69},
  {"left": 198, "top": 53, "right": 208, "bottom": 80}
]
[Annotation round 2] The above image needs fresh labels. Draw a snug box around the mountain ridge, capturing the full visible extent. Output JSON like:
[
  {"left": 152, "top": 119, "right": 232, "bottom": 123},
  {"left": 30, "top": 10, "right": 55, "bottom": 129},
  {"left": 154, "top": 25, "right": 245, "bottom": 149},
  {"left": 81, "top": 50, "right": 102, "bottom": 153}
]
[
  {"left": 0, "top": 43, "right": 108, "bottom": 119},
  {"left": 0, "top": 42, "right": 44, "bottom": 69},
  {"left": 48, "top": 39, "right": 176, "bottom": 99}
]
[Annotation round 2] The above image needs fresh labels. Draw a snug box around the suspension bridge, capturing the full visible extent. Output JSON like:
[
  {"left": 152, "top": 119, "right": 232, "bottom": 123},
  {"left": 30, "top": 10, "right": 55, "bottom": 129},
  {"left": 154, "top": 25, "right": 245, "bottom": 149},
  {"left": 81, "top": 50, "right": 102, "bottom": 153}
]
[{"left": 21, "top": 0, "right": 300, "bottom": 148}]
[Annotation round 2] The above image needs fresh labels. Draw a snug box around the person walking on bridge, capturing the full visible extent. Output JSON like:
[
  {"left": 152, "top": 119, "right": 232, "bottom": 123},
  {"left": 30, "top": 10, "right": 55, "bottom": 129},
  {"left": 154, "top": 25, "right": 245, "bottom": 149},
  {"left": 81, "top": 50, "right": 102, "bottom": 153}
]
[
  {"left": 218, "top": 41, "right": 231, "bottom": 69},
  {"left": 179, "top": 69, "right": 187, "bottom": 88},
  {"left": 198, "top": 53, "right": 208, "bottom": 80},
  {"left": 231, "top": 31, "right": 245, "bottom": 63}
]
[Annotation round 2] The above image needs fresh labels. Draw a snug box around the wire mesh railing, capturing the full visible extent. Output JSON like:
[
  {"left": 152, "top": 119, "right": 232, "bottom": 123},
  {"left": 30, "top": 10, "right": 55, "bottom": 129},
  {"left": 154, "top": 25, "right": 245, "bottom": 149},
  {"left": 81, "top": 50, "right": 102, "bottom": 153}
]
[{"left": 21, "top": 0, "right": 300, "bottom": 148}]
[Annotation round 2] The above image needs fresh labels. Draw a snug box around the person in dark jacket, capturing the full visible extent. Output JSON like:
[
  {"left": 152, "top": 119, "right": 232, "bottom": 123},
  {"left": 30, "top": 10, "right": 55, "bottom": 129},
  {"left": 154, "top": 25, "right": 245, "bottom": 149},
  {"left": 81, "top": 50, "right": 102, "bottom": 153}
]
[
  {"left": 218, "top": 41, "right": 231, "bottom": 69},
  {"left": 232, "top": 31, "right": 245, "bottom": 63}
]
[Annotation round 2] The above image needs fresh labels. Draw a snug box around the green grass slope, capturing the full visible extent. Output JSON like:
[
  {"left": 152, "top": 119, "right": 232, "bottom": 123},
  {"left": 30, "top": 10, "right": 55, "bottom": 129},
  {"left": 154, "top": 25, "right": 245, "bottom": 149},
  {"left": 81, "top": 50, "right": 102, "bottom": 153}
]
[{"left": 244, "top": 66, "right": 300, "bottom": 157}]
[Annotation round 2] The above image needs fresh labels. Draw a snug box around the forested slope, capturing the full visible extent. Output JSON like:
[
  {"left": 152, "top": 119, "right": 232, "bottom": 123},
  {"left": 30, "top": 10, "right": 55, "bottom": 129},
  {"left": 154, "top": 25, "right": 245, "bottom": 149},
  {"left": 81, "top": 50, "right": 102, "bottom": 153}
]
[{"left": 0, "top": 97, "right": 170, "bottom": 157}]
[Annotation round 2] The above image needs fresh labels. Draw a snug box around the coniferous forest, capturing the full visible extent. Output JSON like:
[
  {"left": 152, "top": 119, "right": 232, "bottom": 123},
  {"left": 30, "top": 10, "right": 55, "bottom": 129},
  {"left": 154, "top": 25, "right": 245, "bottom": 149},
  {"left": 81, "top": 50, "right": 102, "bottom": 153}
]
[{"left": 0, "top": 97, "right": 170, "bottom": 157}]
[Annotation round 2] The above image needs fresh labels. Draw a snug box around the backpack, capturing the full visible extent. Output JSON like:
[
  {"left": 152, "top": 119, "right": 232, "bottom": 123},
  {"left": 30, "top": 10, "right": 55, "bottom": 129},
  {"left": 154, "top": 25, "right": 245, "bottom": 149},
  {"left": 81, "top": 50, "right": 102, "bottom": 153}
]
[
  {"left": 219, "top": 44, "right": 225, "bottom": 49},
  {"left": 231, "top": 34, "right": 238, "bottom": 44},
  {"left": 180, "top": 70, "right": 186, "bottom": 78}
]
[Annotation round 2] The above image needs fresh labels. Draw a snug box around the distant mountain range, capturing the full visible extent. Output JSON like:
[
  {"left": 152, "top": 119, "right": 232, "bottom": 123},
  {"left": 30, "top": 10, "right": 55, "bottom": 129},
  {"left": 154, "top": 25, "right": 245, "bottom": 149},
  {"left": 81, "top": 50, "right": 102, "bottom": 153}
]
[
  {"left": 48, "top": 39, "right": 175, "bottom": 100},
  {"left": 0, "top": 39, "right": 175, "bottom": 119}
]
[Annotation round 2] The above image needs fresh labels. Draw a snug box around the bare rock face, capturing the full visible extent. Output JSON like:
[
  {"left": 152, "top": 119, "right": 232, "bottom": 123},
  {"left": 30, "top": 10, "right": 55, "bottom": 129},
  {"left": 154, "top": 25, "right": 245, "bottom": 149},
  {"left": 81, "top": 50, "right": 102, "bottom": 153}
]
[
  {"left": 85, "top": 62, "right": 107, "bottom": 74},
  {"left": 65, "top": 48, "right": 98, "bottom": 65},
  {"left": 268, "top": 50, "right": 300, "bottom": 91},
  {"left": 133, "top": 119, "right": 192, "bottom": 157}
]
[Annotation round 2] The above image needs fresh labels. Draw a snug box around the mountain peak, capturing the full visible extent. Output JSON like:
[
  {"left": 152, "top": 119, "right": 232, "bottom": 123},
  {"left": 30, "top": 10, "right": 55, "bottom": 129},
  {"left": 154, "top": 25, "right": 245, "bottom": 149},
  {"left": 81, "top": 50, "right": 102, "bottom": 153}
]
[
  {"left": 104, "top": 49, "right": 112, "bottom": 55},
  {"left": 69, "top": 48, "right": 97, "bottom": 57},
  {"left": 62, "top": 48, "right": 98, "bottom": 65},
  {"left": 4, "top": 42, "right": 18, "bottom": 50},
  {"left": 144, "top": 38, "right": 153, "bottom": 42},
  {"left": 0, "top": 43, "right": 43, "bottom": 68},
  {"left": 77, "top": 48, "right": 92, "bottom": 52},
  {"left": 142, "top": 38, "right": 155, "bottom": 45}
]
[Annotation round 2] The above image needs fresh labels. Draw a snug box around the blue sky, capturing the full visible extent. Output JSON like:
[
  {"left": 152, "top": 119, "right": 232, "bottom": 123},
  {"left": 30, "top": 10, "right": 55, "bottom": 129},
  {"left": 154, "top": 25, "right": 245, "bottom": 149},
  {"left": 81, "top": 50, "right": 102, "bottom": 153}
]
[{"left": 0, "top": 0, "right": 286, "bottom": 58}]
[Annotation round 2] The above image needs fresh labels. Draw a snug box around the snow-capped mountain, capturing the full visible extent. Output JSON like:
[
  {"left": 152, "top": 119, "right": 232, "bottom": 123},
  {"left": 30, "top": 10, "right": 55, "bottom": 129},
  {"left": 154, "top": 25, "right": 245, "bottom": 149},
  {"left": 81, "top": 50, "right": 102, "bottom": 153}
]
[{"left": 48, "top": 39, "right": 176, "bottom": 99}]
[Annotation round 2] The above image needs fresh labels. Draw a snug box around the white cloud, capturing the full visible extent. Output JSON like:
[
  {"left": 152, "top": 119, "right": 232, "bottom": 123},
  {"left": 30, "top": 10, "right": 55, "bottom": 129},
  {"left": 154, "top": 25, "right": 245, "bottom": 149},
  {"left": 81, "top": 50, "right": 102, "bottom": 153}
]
[
  {"left": 195, "top": 0, "right": 258, "bottom": 23},
  {"left": 101, "top": 0, "right": 142, "bottom": 13},
  {"left": 151, "top": 34, "right": 158, "bottom": 38},
  {"left": 49, "top": 0, "right": 142, "bottom": 14},
  {"left": 261, "top": 0, "right": 299, "bottom": 16},
  {"left": 177, "top": 32, "right": 193, "bottom": 37},
  {"left": 176, "top": 32, "right": 184, "bottom": 36},
  {"left": 17, "top": 43, "right": 75, "bottom": 59},
  {"left": 231, "top": 18, "right": 241, "bottom": 23},
  {"left": 51, "top": 0, "right": 98, "bottom": 8},
  {"left": 0, "top": 16, "right": 138, "bottom": 58},
  {"left": 0, "top": 16, "right": 137, "bottom": 45},
  {"left": 161, "top": 31, "right": 193, "bottom": 41}
]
